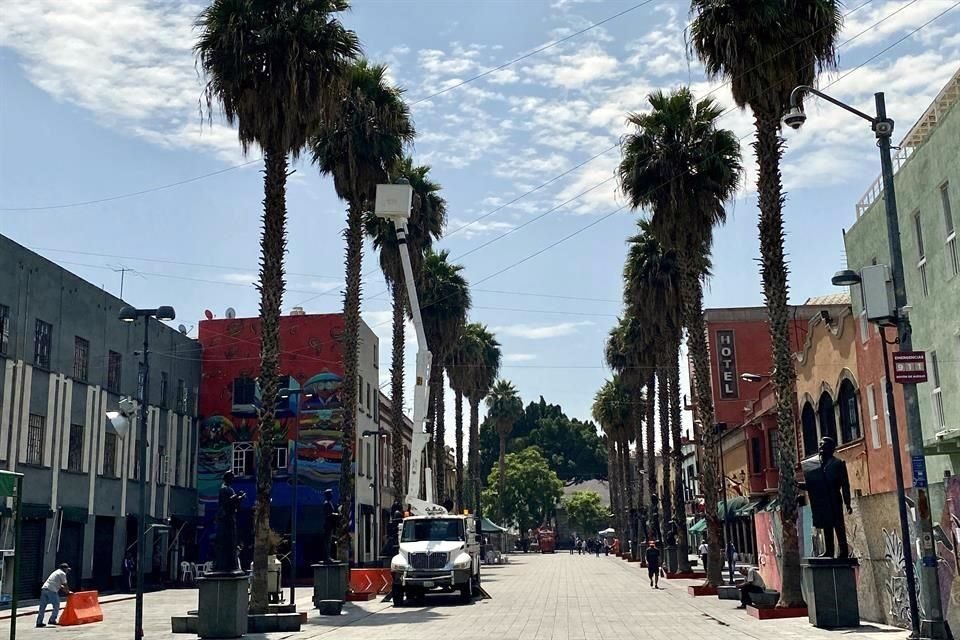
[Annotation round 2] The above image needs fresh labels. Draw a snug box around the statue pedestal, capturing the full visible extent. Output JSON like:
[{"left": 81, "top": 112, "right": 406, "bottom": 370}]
[
  {"left": 801, "top": 557, "right": 860, "bottom": 628},
  {"left": 664, "top": 546, "right": 679, "bottom": 574},
  {"left": 197, "top": 573, "right": 249, "bottom": 638},
  {"left": 312, "top": 562, "right": 348, "bottom": 609}
]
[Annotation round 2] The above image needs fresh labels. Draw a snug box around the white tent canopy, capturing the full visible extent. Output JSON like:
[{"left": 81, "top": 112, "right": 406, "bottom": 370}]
[{"left": 598, "top": 528, "right": 615, "bottom": 536}]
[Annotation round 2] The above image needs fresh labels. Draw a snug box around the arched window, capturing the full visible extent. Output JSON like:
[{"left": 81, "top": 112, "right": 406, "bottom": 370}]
[
  {"left": 801, "top": 402, "right": 818, "bottom": 457},
  {"left": 838, "top": 379, "right": 862, "bottom": 443},
  {"left": 818, "top": 391, "right": 838, "bottom": 443}
]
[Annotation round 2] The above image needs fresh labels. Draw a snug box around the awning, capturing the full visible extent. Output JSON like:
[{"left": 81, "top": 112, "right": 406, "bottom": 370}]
[
  {"left": 22, "top": 503, "right": 53, "bottom": 519},
  {"left": 480, "top": 517, "right": 508, "bottom": 534},
  {"left": 735, "top": 498, "right": 767, "bottom": 518},
  {"left": 0, "top": 471, "right": 22, "bottom": 498},
  {"left": 60, "top": 506, "right": 89, "bottom": 523},
  {"left": 764, "top": 498, "right": 780, "bottom": 512},
  {"left": 717, "top": 496, "right": 749, "bottom": 521},
  {"left": 688, "top": 519, "right": 707, "bottom": 534}
]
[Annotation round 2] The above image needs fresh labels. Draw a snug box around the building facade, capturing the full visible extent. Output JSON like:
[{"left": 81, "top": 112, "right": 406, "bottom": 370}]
[{"left": 0, "top": 234, "right": 201, "bottom": 597}]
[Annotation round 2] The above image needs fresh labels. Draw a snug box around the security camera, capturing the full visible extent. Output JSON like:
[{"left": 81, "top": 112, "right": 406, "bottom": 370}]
[{"left": 782, "top": 106, "right": 807, "bottom": 130}]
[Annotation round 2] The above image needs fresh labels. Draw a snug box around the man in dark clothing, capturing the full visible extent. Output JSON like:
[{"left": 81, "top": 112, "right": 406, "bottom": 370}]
[
  {"left": 802, "top": 437, "right": 853, "bottom": 558},
  {"left": 645, "top": 542, "right": 661, "bottom": 588},
  {"left": 319, "top": 488, "right": 340, "bottom": 563}
]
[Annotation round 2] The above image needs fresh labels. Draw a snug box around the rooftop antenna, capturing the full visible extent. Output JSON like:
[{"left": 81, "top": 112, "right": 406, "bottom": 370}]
[{"left": 107, "top": 264, "right": 143, "bottom": 299}]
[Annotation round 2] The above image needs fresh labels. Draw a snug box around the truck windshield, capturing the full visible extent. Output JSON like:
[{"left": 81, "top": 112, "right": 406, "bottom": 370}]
[{"left": 401, "top": 519, "right": 464, "bottom": 542}]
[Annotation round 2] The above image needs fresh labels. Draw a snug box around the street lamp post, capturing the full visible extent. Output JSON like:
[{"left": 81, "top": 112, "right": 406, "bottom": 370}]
[
  {"left": 362, "top": 429, "right": 389, "bottom": 566},
  {"left": 119, "top": 305, "right": 175, "bottom": 640},
  {"left": 790, "top": 85, "right": 946, "bottom": 639},
  {"left": 714, "top": 422, "right": 734, "bottom": 585}
]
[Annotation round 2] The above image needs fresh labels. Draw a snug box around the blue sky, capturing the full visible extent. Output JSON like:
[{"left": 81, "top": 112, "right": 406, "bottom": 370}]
[{"left": 1, "top": 0, "right": 958, "bottom": 433}]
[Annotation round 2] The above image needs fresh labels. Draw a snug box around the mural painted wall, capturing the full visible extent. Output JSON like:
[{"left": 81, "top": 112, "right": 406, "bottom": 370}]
[
  {"left": 196, "top": 314, "right": 348, "bottom": 570},
  {"left": 754, "top": 505, "right": 812, "bottom": 593}
]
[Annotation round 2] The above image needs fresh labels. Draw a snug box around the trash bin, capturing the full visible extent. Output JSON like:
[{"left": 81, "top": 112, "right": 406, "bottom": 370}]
[{"left": 267, "top": 555, "right": 282, "bottom": 603}]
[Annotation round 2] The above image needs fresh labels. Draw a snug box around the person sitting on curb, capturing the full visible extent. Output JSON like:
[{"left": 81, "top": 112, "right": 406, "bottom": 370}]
[
  {"left": 737, "top": 566, "right": 765, "bottom": 609},
  {"left": 36, "top": 563, "right": 72, "bottom": 628}
]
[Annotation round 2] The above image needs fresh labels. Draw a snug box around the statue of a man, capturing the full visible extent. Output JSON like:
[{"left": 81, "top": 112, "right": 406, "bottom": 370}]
[
  {"left": 802, "top": 437, "right": 853, "bottom": 558},
  {"left": 319, "top": 488, "right": 340, "bottom": 563},
  {"left": 213, "top": 471, "right": 245, "bottom": 574}
]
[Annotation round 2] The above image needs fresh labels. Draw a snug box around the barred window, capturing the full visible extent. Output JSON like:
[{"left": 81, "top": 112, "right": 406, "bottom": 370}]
[
  {"left": 107, "top": 351, "right": 122, "bottom": 393},
  {"left": 103, "top": 432, "right": 118, "bottom": 477},
  {"left": 0, "top": 304, "right": 10, "bottom": 355},
  {"left": 74, "top": 337, "right": 90, "bottom": 382},
  {"left": 26, "top": 414, "right": 45, "bottom": 465},
  {"left": 67, "top": 424, "right": 84, "bottom": 472},
  {"left": 34, "top": 319, "right": 52, "bottom": 369},
  {"left": 159, "top": 372, "right": 169, "bottom": 407}
]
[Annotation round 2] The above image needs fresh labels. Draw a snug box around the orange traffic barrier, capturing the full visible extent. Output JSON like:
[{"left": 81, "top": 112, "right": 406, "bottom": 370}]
[
  {"left": 58, "top": 591, "right": 103, "bottom": 626},
  {"left": 348, "top": 568, "right": 392, "bottom": 595}
]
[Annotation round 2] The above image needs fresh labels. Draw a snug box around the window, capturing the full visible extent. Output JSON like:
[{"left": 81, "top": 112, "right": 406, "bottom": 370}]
[
  {"left": 358, "top": 437, "right": 364, "bottom": 475},
  {"left": 366, "top": 441, "right": 372, "bottom": 478},
  {"left": 374, "top": 397, "right": 379, "bottom": 422},
  {"left": 159, "top": 372, "right": 169, "bottom": 407},
  {"left": 107, "top": 351, "right": 122, "bottom": 393},
  {"left": 818, "top": 392, "right": 837, "bottom": 443},
  {"left": 881, "top": 376, "right": 892, "bottom": 444},
  {"left": 915, "top": 211, "right": 929, "bottom": 296},
  {"left": 931, "top": 351, "right": 945, "bottom": 429},
  {"left": 838, "top": 380, "right": 861, "bottom": 444},
  {"left": 233, "top": 442, "right": 254, "bottom": 476},
  {"left": 175, "top": 445, "right": 182, "bottom": 485},
  {"left": 73, "top": 337, "right": 89, "bottom": 382},
  {"left": 34, "top": 319, "right": 52, "bottom": 369},
  {"left": 273, "top": 445, "right": 288, "bottom": 472},
  {"left": 801, "top": 402, "right": 818, "bottom": 456},
  {"left": 176, "top": 379, "right": 186, "bottom": 413},
  {"left": 103, "top": 432, "right": 118, "bottom": 477},
  {"left": 867, "top": 385, "right": 880, "bottom": 450},
  {"left": 158, "top": 445, "right": 168, "bottom": 485},
  {"left": 67, "top": 424, "right": 84, "bottom": 471},
  {"left": 366, "top": 382, "right": 372, "bottom": 413},
  {"left": 768, "top": 430, "right": 778, "bottom": 469},
  {"left": 26, "top": 414, "right": 45, "bottom": 465},
  {"left": 0, "top": 303, "right": 10, "bottom": 355},
  {"left": 359, "top": 375, "right": 364, "bottom": 406},
  {"left": 943, "top": 183, "right": 959, "bottom": 277},
  {"left": 858, "top": 309, "right": 869, "bottom": 344}
]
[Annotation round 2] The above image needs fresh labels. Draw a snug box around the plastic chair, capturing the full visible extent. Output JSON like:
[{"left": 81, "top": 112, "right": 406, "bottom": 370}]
[
  {"left": 180, "top": 561, "right": 195, "bottom": 584},
  {"left": 204, "top": 561, "right": 214, "bottom": 575},
  {"left": 194, "top": 562, "right": 205, "bottom": 578}
]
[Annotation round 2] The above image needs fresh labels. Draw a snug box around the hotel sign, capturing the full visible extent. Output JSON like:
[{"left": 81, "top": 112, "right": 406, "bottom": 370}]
[{"left": 717, "top": 330, "right": 739, "bottom": 399}]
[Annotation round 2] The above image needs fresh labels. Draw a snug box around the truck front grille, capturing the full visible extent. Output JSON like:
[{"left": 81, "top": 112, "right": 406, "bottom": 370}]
[{"left": 409, "top": 552, "right": 448, "bottom": 570}]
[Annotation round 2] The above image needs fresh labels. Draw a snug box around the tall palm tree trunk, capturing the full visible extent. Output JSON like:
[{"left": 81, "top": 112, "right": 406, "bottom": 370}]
[
  {"left": 251, "top": 148, "right": 288, "bottom": 614},
  {"left": 390, "top": 282, "right": 406, "bottom": 496},
  {"left": 634, "top": 405, "right": 646, "bottom": 556},
  {"left": 621, "top": 434, "right": 635, "bottom": 556},
  {"left": 645, "top": 373, "right": 659, "bottom": 543},
  {"left": 669, "top": 343, "right": 691, "bottom": 572},
  {"left": 434, "top": 369, "right": 447, "bottom": 501},
  {"left": 454, "top": 389, "right": 464, "bottom": 511},
  {"left": 658, "top": 367, "right": 673, "bottom": 536},
  {"left": 688, "top": 278, "right": 722, "bottom": 586},
  {"left": 610, "top": 439, "right": 623, "bottom": 542},
  {"left": 338, "top": 200, "right": 364, "bottom": 563},
  {"left": 468, "top": 398, "right": 481, "bottom": 513},
  {"left": 498, "top": 431, "right": 508, "bottom": 522},
  {"left": 755, "top": 111, "right": 803, "bottom": 608},
  {"left": 427, "top": 368, "right": 440, "bottom": 495}
]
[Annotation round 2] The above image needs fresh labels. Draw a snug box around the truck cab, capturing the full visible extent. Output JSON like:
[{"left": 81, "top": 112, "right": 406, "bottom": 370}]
[{"left": 391, "top": 514, "right": 481, "bottom": 605}]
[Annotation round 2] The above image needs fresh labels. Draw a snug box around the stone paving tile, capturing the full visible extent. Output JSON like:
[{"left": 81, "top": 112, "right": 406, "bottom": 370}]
[{"left": 0, "top": 553, "right": 911, "bottom": 639}]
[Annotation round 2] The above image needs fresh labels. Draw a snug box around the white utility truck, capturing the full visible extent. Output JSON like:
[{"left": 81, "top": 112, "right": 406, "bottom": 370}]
[{"left": 374, "top": 183, "right": 482, "bottom": 606}]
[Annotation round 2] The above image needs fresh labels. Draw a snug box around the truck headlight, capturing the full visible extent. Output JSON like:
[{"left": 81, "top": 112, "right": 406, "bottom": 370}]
[
  {"left": 452, "top": 554, "right": 472, "bottom": 569},
  {"left": 391, "top": 556, "right": 409, "bottom": 572}
]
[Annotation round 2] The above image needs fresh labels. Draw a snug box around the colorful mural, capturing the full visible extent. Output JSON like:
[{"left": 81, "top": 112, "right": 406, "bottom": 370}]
[{"left": 754, "top": 505, "right": 811, "bottom": 593}]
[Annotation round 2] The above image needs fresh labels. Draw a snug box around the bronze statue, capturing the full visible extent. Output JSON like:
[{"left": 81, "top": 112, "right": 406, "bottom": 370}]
[
  {"left": 319, "top": 488, "right": 340, "bottom": 563},
  {"left": 802, "top": 437, "right": 853, "bottom": 559},
  {"left": 213, "top": 471, "right": 245, "bottom": 574}
]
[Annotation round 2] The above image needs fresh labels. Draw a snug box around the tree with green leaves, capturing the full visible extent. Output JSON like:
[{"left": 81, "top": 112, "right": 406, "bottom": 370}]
[
  {"left": 418, "top": 249, "right": 471, "bottom": 501},
  {"left": 618, "top": 86, "right": 742, "bottom": 580},
  {"left": 194, "top": 0, "right": 359, "bottom": 610},
  {"left": 310, "top": 59, "right": 414, "bottom": 559},
  {"left": 365, "top": 157, "right": 446, "bottom": 493},
  {"left": 482, "top": 447, "right": 563, "bottom": 534},
  {"left": 563, "top": 491, "right": 609, "bottom": 539},
  {"left": 689, "top": 2, "right": 841, "bottom": 605},
  {"left": 485, "top": 380, "right": 523, "bottom": 522}
]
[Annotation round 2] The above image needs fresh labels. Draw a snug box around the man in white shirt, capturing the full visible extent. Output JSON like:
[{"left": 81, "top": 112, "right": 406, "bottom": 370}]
[
  {"left": 698, "top": 541, "right": 709, "bottom": 571},
  {"left": 36, "top": 563, "right": 72, "bottom": 627},
  {"left": 737, "top": 566, "right": 765, "bottom": 609}
]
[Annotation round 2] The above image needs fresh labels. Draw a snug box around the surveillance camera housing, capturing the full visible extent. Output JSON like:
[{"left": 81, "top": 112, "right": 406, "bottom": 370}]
[{"left": 782, "top": 107, "right": 807, "bottom": 130}]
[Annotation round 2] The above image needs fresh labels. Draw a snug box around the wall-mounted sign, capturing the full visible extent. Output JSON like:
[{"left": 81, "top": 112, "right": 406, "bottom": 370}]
[
  {"left": 716, "top": 330, "right": 739, "bottom": 399},
  {"left": 893, "top": 351, "right": 928, "bottom": 384}
]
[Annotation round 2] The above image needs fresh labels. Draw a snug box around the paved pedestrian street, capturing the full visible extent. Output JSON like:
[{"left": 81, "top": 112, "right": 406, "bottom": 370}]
[{"left": 2, "top": 554, "right": 909, "bottom": 640}]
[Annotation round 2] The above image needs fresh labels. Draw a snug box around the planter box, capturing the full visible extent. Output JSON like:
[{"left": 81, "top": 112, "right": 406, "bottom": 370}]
[
  {"left": 687, "top": 585, "right": 718, "bottom": 597},
  {"left": 748, "top": 605, "right": 808, "bottom": 620}
]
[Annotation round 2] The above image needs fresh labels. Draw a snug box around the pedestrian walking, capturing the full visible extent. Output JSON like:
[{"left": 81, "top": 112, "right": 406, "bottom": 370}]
[
  {"left": 36, "top": 563, "right": 72, "bottom": 628},
  {"left": 124, "top": 553, "right": 135, "bottom": 592},
  {"left": 698, "top": 540, "right": 708, "bottom": 572},
  {"left": 644, "top": 542, "right": 661, "bottom": 589},
  {"left": 576, "top": 537, "right": 583, "bottom": 555},
  {"left": 594, "top": 538, "right": 600, "bottom": 557},
  {"left": 737, "top": 566, "right": 766, "bottom": 609}
]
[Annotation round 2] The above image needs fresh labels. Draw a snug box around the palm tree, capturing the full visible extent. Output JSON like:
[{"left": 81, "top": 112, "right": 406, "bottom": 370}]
[
  {"left": 485, "top": 380, "right": 523, "bottom": 522},
  {"left": 419, "top": 249, "right": 471, "bottom": 501},
  {"left": 593, "top": 375, "right": 633, "bottom": 543},
  {"left": 365, "top": 158, "right": 446, "bottom": 493},
  {"left": 463, "top": 325, "right": 501, "bottom": 512},
  {"left": 618, "top": 87, "right": 742, "bottom": 580},
  {"left": 194, "top": 0, "right": 358, "bottom": 611},
  {"left": 689, "top": 3, "right": 841, "bottom": 605},
  {"left": 311, "top": 59, "right": 414, "bottom": 559}
]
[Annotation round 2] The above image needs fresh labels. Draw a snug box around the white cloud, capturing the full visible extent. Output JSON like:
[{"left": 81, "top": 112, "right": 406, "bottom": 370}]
[
  {"left": 446, "top": 218, "right": 515, "bottom": 239},
  {"left": 486, "top": 68, "right": 519, "bottom": 84},
  {"left": 551, "top": 0, "right": 601, "bottom": 8},
  {"left": 504, "top": 353, "right": 537, "bottom": 362},
  {"left": 841, "top": 1, "right": 960, "bottom": 49},
  {"left": 491, "top": 321, "right": 593, "bottom": 339},
  {"left": 524, "top": 44, "right": 619, "bottom": 89},
  {"left": 220, "top": 272, "right": 257, "bottom": 285}
]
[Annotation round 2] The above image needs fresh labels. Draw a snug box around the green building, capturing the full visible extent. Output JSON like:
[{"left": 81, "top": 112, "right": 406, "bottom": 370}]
[{"left": 843, "top": 68, "right": 960, "bottom": 479}]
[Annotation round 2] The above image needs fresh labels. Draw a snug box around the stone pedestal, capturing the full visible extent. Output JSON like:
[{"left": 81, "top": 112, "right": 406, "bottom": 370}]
[
  {"left": 664, "top": 546, "right": 679, "bottom": 574},
  {"left": 197, "top": 573, "right": 249, "bottom": 638},
  {"left": 801, "top": 557, "right": 860, "bottom": 629},
  {"left": 312, "top": 562, "right": 348, "bottom": 608}
]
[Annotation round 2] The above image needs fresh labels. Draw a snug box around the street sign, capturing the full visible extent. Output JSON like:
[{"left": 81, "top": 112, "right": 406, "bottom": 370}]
[
  {"left": 893, "top": 351, "right": 928, "bottom": 384},
  {"left": 912, "top": 455, "right": 929, "bottom": 488}
]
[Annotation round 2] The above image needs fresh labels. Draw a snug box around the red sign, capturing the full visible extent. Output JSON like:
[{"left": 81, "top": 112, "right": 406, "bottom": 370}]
[{"left": 893, "top": 351, "right": 928, "bottom": 384}]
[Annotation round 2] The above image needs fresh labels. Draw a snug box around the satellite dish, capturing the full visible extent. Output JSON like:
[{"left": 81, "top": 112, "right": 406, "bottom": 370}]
[
  {"left": 204, "top": 309, "right": 214, "bottom": 320},
  {"left": 178, "top": 324, "right": 188, "bottom": 335},
  {"left": 226, "top": 307, "right": 236, "bottom": 319}
]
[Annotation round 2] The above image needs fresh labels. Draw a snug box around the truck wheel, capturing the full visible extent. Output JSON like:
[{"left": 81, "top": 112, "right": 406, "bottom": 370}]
[
  {"left": 392, "top": 583, "right": 405, "bottom": 607},
  {"left": 460, "top": 577, "right": 474, "bottom": 603}
]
